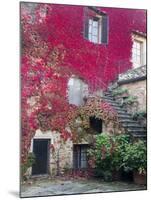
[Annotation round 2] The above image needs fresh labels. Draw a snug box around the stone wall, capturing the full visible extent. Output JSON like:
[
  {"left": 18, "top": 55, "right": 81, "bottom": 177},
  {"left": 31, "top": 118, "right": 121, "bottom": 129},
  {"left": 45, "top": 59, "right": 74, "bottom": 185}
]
[
  {"left": 103, "top": 120, "right": 125, "bottom": 135},
  {"left": 119, "top": 79, "right": 146, "bottom": 112}
]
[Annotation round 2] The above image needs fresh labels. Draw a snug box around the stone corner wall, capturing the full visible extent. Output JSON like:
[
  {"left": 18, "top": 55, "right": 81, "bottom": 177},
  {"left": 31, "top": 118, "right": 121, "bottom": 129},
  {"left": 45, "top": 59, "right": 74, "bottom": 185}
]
[{"left": 119, "top": 79, "right": 146, "bottom": 112}]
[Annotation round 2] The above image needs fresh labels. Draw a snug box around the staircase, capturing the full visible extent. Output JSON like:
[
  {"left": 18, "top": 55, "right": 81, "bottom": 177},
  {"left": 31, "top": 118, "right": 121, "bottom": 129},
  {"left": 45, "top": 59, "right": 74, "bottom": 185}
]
[{"left": 102, "top": 91, "right": 147, "bottom": 140}]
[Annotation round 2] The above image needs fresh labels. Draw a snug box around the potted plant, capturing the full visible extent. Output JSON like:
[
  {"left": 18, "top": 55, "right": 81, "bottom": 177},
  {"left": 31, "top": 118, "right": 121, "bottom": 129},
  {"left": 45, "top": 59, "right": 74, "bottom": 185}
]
[
  {"left": 122, "top": 140, "right": 147, "bottom": 185},
  {"left": 112, "top": 88, "right": 129, "bottom": 105},
  {"left": 133, "top": 110, "right": 147, "bottom": 127}
]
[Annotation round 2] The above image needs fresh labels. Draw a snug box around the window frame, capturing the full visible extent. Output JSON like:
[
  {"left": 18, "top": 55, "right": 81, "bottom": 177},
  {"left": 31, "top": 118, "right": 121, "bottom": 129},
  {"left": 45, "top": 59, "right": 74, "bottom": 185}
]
[
  {"left": 132, "top": 33, "right": 146, "bottom": 68},
  {"left": 84, "top": 7, "right": 109, "bottom": 45},
  {"left": 132, "top": 39, "right": 143, "bottom": 67},
  {"left": 73, "top": 144, "right": 89, "bottom": 169},
  {"left": 88, "top": 16, "right": 102, "bottom": 44}
]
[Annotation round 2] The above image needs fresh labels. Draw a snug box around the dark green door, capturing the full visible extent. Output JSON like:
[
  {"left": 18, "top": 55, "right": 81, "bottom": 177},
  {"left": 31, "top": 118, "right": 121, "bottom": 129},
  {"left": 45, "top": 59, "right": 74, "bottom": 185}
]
[{"left": 32, "top": 139, "right": 49, "bottom": 175}]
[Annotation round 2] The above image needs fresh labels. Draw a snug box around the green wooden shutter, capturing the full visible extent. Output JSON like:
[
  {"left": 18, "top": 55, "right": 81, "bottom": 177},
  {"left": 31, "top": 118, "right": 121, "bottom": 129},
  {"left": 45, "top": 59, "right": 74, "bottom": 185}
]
[
  {"left": 83, "top": 8, "right": 89, "bottom": 39},
  {"left": 101, "top": 15, "right": 109, "bottom": 44}
]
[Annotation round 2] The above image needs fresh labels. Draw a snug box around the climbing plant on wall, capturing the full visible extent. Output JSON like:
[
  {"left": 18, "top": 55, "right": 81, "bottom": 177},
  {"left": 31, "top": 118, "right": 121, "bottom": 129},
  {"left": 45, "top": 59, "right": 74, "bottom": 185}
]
[
  {"left": 68, "top": 97, "right": 120, "bottom": 143},
  {"left": 21, "top": 3, "right": 146, "bottom": 164}
]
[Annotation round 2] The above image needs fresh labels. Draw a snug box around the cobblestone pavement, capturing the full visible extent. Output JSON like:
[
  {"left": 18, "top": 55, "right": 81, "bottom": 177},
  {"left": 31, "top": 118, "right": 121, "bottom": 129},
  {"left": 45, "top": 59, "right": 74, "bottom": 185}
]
[{"left": 21, "top": 178, "right": 146, "bottom": 197}]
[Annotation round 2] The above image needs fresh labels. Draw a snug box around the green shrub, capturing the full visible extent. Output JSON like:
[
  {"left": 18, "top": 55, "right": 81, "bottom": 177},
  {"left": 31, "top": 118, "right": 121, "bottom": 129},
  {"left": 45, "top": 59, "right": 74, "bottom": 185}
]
[
  {"left": 112, "top": 88, "right": 128, "bottom": 96},
  {"left": 88, "top": 133, "right": 130, "bottom": 180},
  {"left": 21, "top": 152, "right": 35, "bottom": 179},
  {"left": 122, "top": 140, "right": 147, "bottom": 174},
  {"left": 133, "top": 110, "right": 147, "bottom": 120},
  {"left": 122, "top": 96, "right": 137, "bottom": 105},
  {"left": 88, "top": 133, "right": 147, "bottom": 180}
]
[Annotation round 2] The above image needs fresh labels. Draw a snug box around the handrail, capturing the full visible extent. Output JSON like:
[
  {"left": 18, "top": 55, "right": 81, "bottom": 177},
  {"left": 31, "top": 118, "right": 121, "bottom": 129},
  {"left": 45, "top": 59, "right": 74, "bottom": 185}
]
[{"left": 87, "top": 77, "right": 108, "bottom": 93}]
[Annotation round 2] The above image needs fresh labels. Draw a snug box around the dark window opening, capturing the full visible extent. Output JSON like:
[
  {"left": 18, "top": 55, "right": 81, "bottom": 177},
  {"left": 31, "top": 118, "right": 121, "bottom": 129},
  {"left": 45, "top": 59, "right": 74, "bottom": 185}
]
[
  {"left": 73, "top": 144, "right": 89, "bottom": 169},
  {"left": 89, "top": 116, "right": 102, "bottom": 133}
]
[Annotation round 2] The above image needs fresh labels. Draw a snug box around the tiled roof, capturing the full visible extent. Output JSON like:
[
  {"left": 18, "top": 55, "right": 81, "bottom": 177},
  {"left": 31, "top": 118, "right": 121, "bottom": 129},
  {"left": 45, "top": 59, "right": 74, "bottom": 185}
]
[{"left": 118, "top": 65, "right": 146, "bottom": 84}]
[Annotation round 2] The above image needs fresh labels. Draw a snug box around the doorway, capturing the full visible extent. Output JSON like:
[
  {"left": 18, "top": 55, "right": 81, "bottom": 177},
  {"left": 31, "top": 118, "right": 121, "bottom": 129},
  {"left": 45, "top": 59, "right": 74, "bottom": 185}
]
[{"left": 32, "top": 139, "right": 50, "bottom": 175}]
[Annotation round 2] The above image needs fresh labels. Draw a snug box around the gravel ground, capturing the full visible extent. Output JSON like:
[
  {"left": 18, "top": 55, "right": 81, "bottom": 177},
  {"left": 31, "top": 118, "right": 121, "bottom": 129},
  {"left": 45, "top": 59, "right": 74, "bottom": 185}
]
[{"left": 21, "top": 178, "right": 146, "bottom": 197}]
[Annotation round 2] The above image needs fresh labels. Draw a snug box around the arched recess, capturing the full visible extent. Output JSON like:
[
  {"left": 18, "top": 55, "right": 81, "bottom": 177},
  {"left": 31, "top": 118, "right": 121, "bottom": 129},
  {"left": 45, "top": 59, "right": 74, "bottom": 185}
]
[
  {"left": 68, "top": 76, "right": 88, "bottom": 106},
  {"left": 69, "top": 97, "right": 122, "bottom": 143}
]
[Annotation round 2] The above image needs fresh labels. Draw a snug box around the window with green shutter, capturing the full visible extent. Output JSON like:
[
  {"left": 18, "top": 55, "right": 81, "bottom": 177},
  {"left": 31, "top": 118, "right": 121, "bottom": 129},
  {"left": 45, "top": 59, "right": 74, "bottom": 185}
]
[{"left": 84, "top": 7, "right": 109, "bottom": 45}]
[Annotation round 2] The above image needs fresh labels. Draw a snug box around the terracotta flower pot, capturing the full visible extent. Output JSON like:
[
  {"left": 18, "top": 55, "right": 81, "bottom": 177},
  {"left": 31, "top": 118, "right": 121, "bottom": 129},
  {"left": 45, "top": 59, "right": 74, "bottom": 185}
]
[
  {"left": 112, "top": 170, "right": 121, "bottom": 181},
  {"left": 133, "top": 171, "right": 147, "bottom": 185}
]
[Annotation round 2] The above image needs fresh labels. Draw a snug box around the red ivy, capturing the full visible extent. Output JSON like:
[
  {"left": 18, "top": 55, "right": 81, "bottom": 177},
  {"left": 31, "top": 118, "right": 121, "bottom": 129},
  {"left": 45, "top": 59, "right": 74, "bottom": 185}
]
[{"left": 21, "top": 3, "right": 146, "bottom": 163}]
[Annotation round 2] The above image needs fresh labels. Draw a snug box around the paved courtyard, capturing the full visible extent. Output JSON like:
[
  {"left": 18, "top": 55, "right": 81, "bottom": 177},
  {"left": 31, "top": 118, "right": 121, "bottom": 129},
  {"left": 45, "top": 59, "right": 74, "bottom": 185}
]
[{"left": 21, "top": 178, "right": 146, "bottom": 197}]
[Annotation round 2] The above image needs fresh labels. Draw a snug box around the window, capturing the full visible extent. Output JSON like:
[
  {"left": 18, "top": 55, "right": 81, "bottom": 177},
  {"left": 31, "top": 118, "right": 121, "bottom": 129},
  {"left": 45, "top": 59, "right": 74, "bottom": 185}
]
[
  {"left": 84, "top": 10, "right": 109, "bottom": 44},
  {"left": 73, "top": 145, "right": 88, "bottom": 169},
  {"left": 88, "top": 17, "right": 100, "bottom": 43},
  {"left": 132, "top": 40, "right": 142, "bottom": 67},
  {"left": 132, "top": 34, "right": 146, "bottom": 68},
  {"left": 68, "top": 77, "right": 88, "bottom": 106},
  {"left": 89, "top": 116, "right": 102, "bottom": 133}
]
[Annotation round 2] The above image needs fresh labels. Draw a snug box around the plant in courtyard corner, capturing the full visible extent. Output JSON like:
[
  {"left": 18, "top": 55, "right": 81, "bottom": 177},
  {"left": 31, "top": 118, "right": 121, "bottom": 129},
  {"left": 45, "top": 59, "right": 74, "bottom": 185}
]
[
  {"left": 122, "top": 140, "right": 147, "bottom": 175},
  {"left": 88, "top": 133, "right": 130, "bottom": 181}
]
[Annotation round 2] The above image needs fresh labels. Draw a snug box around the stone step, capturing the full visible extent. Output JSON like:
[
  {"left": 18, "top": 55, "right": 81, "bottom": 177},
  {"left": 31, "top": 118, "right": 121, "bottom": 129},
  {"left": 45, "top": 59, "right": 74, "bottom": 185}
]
[
  {"left": 128, "top": 126, "right": 146, "bottom": 130},
  {"left": 121, "top": 122, "right": 147, "bottom": 131},
  {"left": 105, "top": 101, "right": 123, "bottom": 108},
  {"left": 113, "top": 107, "right": 127, "bottom": 112},
  {"left": 119, "top": 118, "right": 138, "bottom": 123},
  {"left": 117, "top": 110, "right": 129, "bottom": 114},
  {"left": 104, "top": 92, "right": 112, "bottom": 95},
  {"left": 104, "top": 93, "right": 114, "bottom": 98},
  {"left": 102, "top": 101, "right": 125, "bottom": 111},
  {"left": 109, "top": 105, "right": 124, "bottom": 110},
  {"left": 106, "top": 102, "right": 121, "bottom": 107},
  {"left": 122, "top": 123, "right": 146, "bottom": 129},
  {"left": 128, "top": 132, "right": 147, "bottom": 137},
  {"left": 102, "top": 98, "right": 117, "bottom": 103},
  {"left": 124, "top": 121, "right": 146, "bottom": 126},
  {"left": 102, "top": 96, "right": 114, "bottom": 101},
  {"left": 118, "top": 114, "right": 132, "bottom": 119},
  {"left": 132, "top": 134, "right": 147, "bottom": 139},
  {"left": 105, "top": 101, "right": 120, "bottom": 107},
  {"left": 104, "top": 100, "right": 120, "bottom": 105},
  {"left": 105, "top": 90, "right": 147, "bottom": 140},
  {"left": 127, "top": 129, "right": 146, "bottom": 134}
]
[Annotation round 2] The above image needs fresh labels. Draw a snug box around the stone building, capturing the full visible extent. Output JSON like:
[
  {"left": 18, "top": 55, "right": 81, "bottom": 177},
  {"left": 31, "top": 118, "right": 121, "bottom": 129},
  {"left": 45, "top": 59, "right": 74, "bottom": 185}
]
[{"left": 22, "top": 3, "right": 147, "bottom": 177}]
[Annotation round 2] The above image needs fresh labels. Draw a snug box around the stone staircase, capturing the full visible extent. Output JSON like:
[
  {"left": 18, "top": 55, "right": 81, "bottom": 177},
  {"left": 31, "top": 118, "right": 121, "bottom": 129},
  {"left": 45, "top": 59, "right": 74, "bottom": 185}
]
[{"left": 102, "top": 91, "right": 147, "bottom": 140}]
